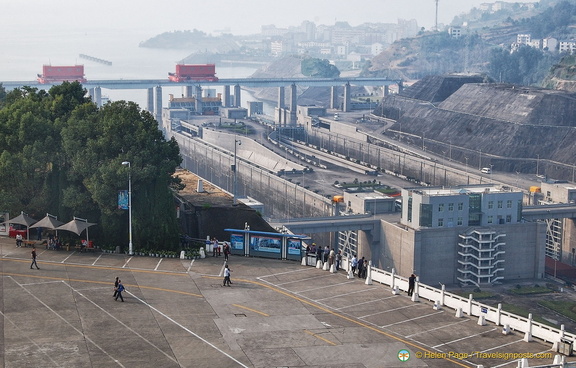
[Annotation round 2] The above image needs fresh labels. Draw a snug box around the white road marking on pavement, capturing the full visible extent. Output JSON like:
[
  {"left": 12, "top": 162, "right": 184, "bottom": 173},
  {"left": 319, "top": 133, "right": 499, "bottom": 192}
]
[
  {"left": 122, "top": 256, "right": 133, "bottom": 268},
  {"left": 127, "top": 291, "right": 250, "bottom": 368},
  {"left": 154, "top": 258, "right": 163, "bottom": 271},
  {"left": 92, "top": 253, "right": 103, "bottom": 265},
  {"left": 381, "top": 311, "right": 444, "bottom": 328},
  {"left": 405, "top": 319, "right": 469, "bottom": 337},
  {"left": 186, "top": 258, "right": 195, "bottom": 272},
  {"left": 433, "top": 328, "right": 497, "bottom": 348},
  {"left": 9, "top": 277, "right": 126, "bottom": 367},
  {"left": 66, "top": 283, "right": 182, "bottom": 367},
  {"left": 359, "top": 303, "right": 418, "bottom": 319},
  {"left": 61, "top": 252, "right": 76, "bottom": 263}
]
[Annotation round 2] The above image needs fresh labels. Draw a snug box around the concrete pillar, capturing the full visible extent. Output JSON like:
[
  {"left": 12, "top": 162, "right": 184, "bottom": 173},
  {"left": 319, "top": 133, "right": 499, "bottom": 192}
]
[
  {"left": 234, "top": 84, "right": 241, "bottom": 107},
  {"left": 94, "top": 87, "right": 102, "bottom": 107},
  {"left": 289, "top": 83, "right": 297, "bottom": 125},
  {"left": 195, "top": 85, "right": 203, "bottom": 114},
  {"left": 384, "top": 85, "right": 389, "bottom": 96},
  {"left": 330, "top": 86, "right": 338, "bottom": 109},
  {"left": 88, "top": 88, "right": 94, "bottom": 102},
  {"left": 155, "top": 86, "right": 162, "bottom": 122},
  {"left": 278, "top": 86, "right": 285, "bottom": 109},
  {"left": 186, "top": 85, "right": 193, "bottom": 98},
  {"left": 147, "top": 87, "right": 154, "bottom": 113},
  {"left": 398, "top": 81, "right": 404, "bottom": 94},
  {"left": 343, "top": 82, "right": 351, "bottom": 112},
  {"left": 223, "top": 85, "right": 231, "bottom": 107}
]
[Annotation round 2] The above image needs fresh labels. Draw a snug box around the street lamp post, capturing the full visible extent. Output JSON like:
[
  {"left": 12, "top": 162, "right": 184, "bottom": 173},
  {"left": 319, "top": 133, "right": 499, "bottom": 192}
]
[{"left": 121, "top": 161, "right": 133, "bottom": 255}]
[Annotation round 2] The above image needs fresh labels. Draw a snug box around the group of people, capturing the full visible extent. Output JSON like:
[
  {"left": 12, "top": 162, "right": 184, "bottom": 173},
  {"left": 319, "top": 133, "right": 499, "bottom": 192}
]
[
  {"left": 47, "top": 235, "right": 62, "bottom": 250},
  {"left": 211, "top": 238, "right": 231, "bottom": 261},
  {"left": 350, "top": 255, "right": 368, "bottom": 279},
  {"left": 306, "top": 243, "right": 343, "bottom": 271}
]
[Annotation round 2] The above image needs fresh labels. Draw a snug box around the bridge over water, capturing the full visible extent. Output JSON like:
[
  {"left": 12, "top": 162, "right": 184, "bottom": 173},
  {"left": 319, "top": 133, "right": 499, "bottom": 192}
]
[{"left": 0, "top": 76, "right": 402, "bottom": 124}]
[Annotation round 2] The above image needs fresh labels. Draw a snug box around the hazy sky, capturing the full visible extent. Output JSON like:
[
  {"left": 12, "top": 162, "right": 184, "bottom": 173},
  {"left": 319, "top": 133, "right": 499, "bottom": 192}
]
[{"left": 4, "top": 0, "right": 537, "bottom": 36}]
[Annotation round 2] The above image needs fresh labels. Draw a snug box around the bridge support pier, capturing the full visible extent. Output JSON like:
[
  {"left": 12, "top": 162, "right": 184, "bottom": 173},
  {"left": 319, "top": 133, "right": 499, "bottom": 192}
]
[
  {"left": 147, "top": 87, "right": 154, "bottom": 113},
  {"left": 343, "top": 82, "right": 351, "bottom": 112},
  {"left": 234, "top": 84, "right": 241, "bottom": 107},
  {"left": 330, "top": 86, "right": 338, "bottom": 109},
  {"left": 155, "top": 86, "right": 162, "bottom": 122},
  {"left": 186, "top": 85, "right": 193, "bottom": 98},
  {"left": 223, "top": 85, "right": 230, "bottom": 107},
  {"left": 289, "top": 83, "right": 297, "bottom": 125},
  {"left": 94, "top": 87, "right": 102, "bottom": 107},
  {"left": 277, "top": 87, "right": 285, "bottom": 125}
]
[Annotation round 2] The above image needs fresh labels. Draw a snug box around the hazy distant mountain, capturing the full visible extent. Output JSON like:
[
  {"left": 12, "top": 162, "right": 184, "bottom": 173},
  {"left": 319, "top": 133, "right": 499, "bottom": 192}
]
[{"left": 139, "top": 30, "right": 240, "bottom": 53}]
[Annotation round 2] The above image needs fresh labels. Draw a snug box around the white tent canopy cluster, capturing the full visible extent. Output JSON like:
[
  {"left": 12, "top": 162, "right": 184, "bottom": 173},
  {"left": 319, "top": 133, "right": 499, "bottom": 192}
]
[{"left": 3, "top": 212, "right": 96, "bottom": 241}]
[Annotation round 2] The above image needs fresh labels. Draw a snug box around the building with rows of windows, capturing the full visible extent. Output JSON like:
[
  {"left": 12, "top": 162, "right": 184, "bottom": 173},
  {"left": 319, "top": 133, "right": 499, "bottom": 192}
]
[{"left": 367, "top": 184, "right": 546, "bottom": 287}]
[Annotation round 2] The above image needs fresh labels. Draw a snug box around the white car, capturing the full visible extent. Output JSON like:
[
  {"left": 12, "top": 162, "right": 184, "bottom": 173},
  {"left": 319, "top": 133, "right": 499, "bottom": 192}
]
[{"left": 480, "top": 167, "right": 492, "bottom": 174}]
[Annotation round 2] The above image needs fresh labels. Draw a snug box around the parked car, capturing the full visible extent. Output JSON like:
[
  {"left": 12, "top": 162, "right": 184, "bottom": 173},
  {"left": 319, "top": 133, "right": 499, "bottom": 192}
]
[{"left": 480, "top": 167, "right": 492, "bottom": 174}]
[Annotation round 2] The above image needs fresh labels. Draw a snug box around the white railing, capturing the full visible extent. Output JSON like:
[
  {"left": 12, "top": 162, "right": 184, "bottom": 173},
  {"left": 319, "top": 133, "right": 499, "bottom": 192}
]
[{"left": 333, "top": 257, "right": 575, "bottom": 351}]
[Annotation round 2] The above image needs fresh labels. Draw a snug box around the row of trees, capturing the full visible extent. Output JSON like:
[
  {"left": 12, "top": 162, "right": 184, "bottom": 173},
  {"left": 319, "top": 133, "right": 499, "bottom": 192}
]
[{"left": 0, "top": 82, "right": 183, "bottom": 250}]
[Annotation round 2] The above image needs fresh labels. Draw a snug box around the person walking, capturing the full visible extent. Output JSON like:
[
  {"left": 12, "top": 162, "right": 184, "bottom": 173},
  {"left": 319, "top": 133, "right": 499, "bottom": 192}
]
[
  {"left": 407, "top": 274, "right": 416, "bottom": 297},
  {"left": 335, "top": 250, "right": 342, "bottom": 271},
  {"left": 115, "top": 280, "right": 125, "bottom": 302},
  {"left": 223, "top": 242, "right": 230, "bottom": 261},
  {"left": 16, "top": 233, "right": 22, "bottom": 247},
  {"left": 113, "top": 277, "right": 119, "bottom": 298},
  {"left": 30, "top": 247, "right": 40, "bottom": 269},
  {"left": 222, "top": 265, "right": 232, "bottom": 287}
]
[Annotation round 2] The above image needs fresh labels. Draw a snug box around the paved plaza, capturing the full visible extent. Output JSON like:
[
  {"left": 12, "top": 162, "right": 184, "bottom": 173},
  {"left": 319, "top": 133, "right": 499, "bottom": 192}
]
[{"left": 0, "top": 236, "right": 568, "bottom": 368}]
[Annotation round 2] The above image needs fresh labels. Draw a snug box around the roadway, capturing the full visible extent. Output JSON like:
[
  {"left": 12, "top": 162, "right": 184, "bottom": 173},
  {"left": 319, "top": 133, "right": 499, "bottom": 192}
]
[
  {"left": 0, "top": 77, "right": 402, "bottom": 90},
  {"left": 0, "top": 237, "right": 563, "bottom": 368}
]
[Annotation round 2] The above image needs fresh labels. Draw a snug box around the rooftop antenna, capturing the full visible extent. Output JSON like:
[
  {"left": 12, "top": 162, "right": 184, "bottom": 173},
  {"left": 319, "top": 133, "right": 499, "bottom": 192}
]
[{"left": 435, "top": 0, "right": 439, "bottom": 31}]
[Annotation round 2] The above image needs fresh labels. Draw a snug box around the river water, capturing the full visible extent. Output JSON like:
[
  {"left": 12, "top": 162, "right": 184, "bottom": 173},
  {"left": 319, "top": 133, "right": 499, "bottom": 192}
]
[{"left": 0, "top": 27, "right": 261, "bottom": 110}]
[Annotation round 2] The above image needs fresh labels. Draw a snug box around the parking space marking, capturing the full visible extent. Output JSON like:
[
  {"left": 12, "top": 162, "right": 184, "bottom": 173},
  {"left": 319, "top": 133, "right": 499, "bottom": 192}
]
[
  {"left": 92, "top": 253, "right": 103, "bottom": 265},
  {"left": 17, "top": 279, "right": 63, "bottom": 287},
  {"left": 335, "top": 294, "right": 396, "bottom": 310},
  {"left": 0, "top": 309, "right": 62, "bottom": 367},
  {"left": 9, "top": 277, "right": 126, "bottom": 367},
  {"left": 61, "top": 251, "right": 76, "bottom": 263},
  {"left": 122, "top": 256, "right": 133, "bottom": 268},
  {"left": 128, "top": 291, "right": 249, "bottom": 368},
  {"left": 317, "top": 287, "right": 373, "bottom": 301},
  {"left": 294, "top": 280, "right": 356, "bottom": 294},
  {"left": 253, "top": 276, "right": 471, "bottom": 368},
  {"left": 359, "top": 303, "right": 418, "bottom": 319},
  {"left": 258, "top": 268, "right": 307, "bottom": 279},
  {"left": 0, "top": 256, "right": 188, "bottom": 275},
  {"left": 154, "top": 258, "right": 163, "bottom": 271},
  {"left": 66, "top": 282, "right": 182, "bottom": 366},
  {"left": 405, "top": 319, "right": 469, "bottom": 338},
  {"left": 433, "top": 328, "right": 498, "bottom": 349},
  {"left": 232, "top": 304, "right": 269, "bottom": 317},
  {"left": 1, "top": 271, "right": 203, "bottom": 298},
  {"left": 186, "top": 258, "right": 195, "bottom": 272},
  {"left": 381, "top": 310, "right": 444, "bottom": 328},
  {"left": 480, "top": 339, "right": 524, "bottom": 356},
  {"left": 304, "top": 329, "right": 337, "bottom": 346}
]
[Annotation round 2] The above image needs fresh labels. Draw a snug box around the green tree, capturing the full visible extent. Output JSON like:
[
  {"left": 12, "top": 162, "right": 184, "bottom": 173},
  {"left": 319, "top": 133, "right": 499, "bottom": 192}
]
[
  {"left": 0, "top": 82, "right": 182, "bottom": 250},
  {"left": 301, "top": 58, "right": 340, "bottom": 78}
]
